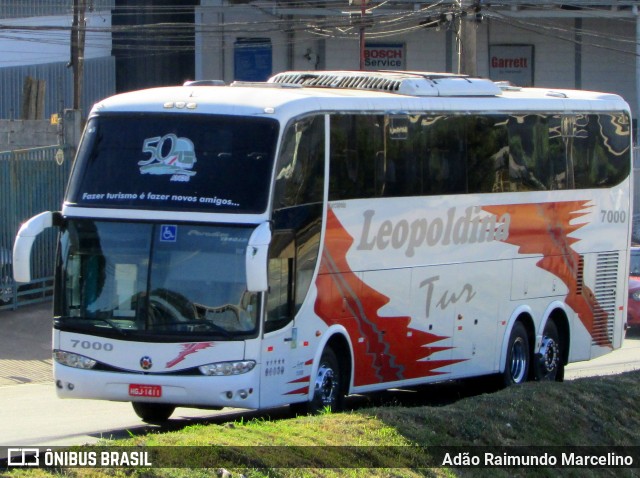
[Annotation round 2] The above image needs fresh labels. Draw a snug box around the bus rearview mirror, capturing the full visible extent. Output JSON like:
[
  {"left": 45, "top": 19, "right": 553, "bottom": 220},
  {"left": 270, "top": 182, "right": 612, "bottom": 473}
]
[
  {"left": 246, "top": 222, "right": 271, "bottom": 292},
  {"left": 13, "top": 211, "right": 58, "bottom": 283}
]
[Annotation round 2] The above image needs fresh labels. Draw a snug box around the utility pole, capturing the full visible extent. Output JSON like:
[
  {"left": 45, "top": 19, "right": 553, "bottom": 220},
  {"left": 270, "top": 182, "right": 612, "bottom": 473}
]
[
  {"left": 70, "top": 0, "right": 87, "bottom": 111},
  {"left": 457, "top": 0, "right": 477, "bottom": 76},
  {"left": 359, "top": 0, "right": 367, "bottom": 70},
  {"left": 286, "top": 15, "right": 294, "bottom": 70}
]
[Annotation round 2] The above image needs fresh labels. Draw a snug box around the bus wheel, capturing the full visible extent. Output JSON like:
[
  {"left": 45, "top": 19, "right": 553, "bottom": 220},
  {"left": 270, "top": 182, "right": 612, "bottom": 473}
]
[
  {"left": 535, "top": 320, "right": 563, "bottom": 382},
  {"left": 309, "top": 347, "right": 344, "bottom": 414},
  {"left": 502, "top": 321, "right": 530, "bottom": 386},
  {"left": 131, "top": 402, "right": 176, "bottom": 423}
]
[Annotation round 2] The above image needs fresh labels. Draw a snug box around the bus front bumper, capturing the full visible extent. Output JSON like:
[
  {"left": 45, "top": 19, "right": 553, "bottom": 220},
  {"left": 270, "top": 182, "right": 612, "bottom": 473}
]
[{"left": 53, "top": 362, "right": 262, "bottom": 410}]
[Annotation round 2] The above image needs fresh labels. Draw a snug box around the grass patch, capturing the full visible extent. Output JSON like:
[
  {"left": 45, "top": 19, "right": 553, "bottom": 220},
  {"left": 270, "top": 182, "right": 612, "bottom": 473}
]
[{"left": 4, "top": 371, "right": 640, "bottom": 478}]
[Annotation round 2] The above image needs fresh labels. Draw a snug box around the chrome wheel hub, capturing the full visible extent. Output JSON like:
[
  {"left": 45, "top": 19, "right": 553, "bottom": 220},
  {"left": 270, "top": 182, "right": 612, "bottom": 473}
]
[
  {"left": 314, "top": 365, "right": 337, "bottom": 407},
  {"left": 539, "top": 336, "right": 559, "bottom": 374},
  {"left": 510, "top": 336, "right": 528, "bottom": 383}
]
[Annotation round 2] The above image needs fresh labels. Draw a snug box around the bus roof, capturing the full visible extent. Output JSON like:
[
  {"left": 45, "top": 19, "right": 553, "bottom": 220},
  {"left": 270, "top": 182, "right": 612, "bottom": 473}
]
[{"left": 91, "top": 70, "right": 630, "bottom": 118}]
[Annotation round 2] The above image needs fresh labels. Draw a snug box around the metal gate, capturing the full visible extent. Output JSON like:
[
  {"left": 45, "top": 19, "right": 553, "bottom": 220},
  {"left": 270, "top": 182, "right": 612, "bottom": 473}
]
[{"left": 0, "top": 145, "right": 72, "bottom": 310}]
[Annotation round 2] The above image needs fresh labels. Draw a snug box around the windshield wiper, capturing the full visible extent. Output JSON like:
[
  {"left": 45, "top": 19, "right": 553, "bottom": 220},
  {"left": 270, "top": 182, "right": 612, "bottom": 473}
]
[
  {"left": 56, "top": 316, "right": 129, "bottom": 337},
  {"left": 92, "top": 317, "right": 130, "bottom": 336},
  {"left": 157, "top": 320, "right": 233, "bottom": 338}
]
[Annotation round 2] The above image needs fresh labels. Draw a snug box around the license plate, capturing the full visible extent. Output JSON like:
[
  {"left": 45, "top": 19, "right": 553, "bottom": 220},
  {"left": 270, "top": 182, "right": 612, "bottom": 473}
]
[{"left": 128, "top": 384, "right": 162, "bottom": 398}]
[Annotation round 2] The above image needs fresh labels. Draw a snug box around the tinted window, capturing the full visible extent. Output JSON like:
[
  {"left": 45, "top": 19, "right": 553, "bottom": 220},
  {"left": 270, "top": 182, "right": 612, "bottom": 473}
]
[
  {"left": 67, "top": 114, "right": 279, "bottom": 214},
  {"left": 329, "top": 112, "right": 630, "bottom": 200},
  {"left": 267, "top": 115, "right": 325, "bottom": 332},
  {"left": 273, "top": 115, "right": 325, "bottom": 208},
  {"left": 56, "top": 220, "right": 259, "bottom": 340},
  {"left": 329, "top": 115, "right": 383, "bottom": 200},
  {"left": 571, "top": 114, "right": 631, "bottom": 189}
]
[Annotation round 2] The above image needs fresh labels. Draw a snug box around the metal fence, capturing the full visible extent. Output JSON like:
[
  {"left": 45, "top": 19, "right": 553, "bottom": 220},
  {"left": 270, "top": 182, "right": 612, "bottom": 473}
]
[
  {"left": 0, "top": 56, "right": 115, "bottom": 121},
  {"left": 0, "top": 145, "right": 73, "bottom": 311}
]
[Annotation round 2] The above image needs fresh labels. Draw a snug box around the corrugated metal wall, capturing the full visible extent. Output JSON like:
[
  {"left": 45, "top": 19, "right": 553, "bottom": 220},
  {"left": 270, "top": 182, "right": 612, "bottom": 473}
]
[
  {"left": 0, "top": 1, "right": 119, "bottom": 310},
  {"left": 0, "top": 1, "right": 114, "bottom": 19},
  {"left": 0, "top": 56, "right": 116, "bottom": 120},
  {"left": 0, "top": 146, "right": 73, "bottom": 310}
]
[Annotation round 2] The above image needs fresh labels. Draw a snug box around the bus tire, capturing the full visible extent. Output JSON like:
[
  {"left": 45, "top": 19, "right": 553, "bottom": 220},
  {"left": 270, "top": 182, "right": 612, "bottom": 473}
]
[
  {"left": 308, "top": 346, "right": 344, "bottom": 414},
  {"left": 534, "top": 320, "right": 564, "bottom": 382},
  {"left": 131, "top": 402, "right": 176, "bottom": 423},
  {"left": 501, "top": 321, "right": 530, "bottom": 386}
]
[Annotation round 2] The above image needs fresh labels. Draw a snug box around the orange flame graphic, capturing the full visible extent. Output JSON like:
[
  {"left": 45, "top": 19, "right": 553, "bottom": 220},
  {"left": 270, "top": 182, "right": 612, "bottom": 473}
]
[
  {"left": 314, "top": 209, "right": 463, "bottom": 387},
  {"left": 483, "top": 201, "right": 610, "bottom": 348}
]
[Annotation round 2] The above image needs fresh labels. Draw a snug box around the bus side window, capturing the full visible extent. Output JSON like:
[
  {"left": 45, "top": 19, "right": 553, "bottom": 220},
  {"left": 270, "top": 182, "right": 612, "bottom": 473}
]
[
  {"left": 274, "top": 116, "right": 324, "bottom": 209},
  {"left": 266, "top": 260, "right": 294, "bottom": 333},
  {"left": 329, "top": 148, "right": 359, "bottom": 200},
  {"left": 548, "top": 115, "right": 567, "bottom": 190},
  {"left": 268, "top": 115, "right": 325, "bottom": 333},
  {"left": 382, "top": 115, "right": 420, "bottom": 197},
  {"left": 329, "top": 116, "right": 353, "bottom": 200},
  {"left": 466, "top": 115, "right": 509, "bottom": 193},
  {"left": 571, "top": 113, "right": 630, "bottom": 189},
  {"left": 265, "top": 232, "right": 295, "bottom": 333},
  {"left": 506, "top": 115, "right": 551, "bottom": 192},
  {"left": 329, "top": 115, "right": 382, "bottom": 200},
  {"left": 422, "top": 115, "right": 466, "bottom": 195}
]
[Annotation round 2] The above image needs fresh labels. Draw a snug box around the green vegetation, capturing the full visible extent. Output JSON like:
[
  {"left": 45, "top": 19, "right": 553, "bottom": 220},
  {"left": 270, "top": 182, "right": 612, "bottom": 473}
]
[{"left": 5, "top": 371, "right": 640, "bottom": 478}]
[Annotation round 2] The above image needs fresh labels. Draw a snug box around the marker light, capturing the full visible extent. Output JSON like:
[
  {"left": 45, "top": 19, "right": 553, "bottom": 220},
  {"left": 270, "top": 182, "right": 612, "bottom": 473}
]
[
  {"left": 53, "top": 350, "right": 97, "bottom": 369},
  {"left": 199, "top": 360, "right": 256, "bottom": 376}
]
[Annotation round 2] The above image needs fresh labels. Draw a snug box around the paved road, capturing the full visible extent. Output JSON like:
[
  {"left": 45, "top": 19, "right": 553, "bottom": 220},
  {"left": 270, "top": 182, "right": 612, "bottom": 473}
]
[
  {"left": 0, "top": 301, "right": 52, "bottom": 387},
  {"left": 1, "top": 301, "right": 640, "bottom": 453},
  {"left": 565, "top": 329, "right": 640, "bottom": 378},
  {"left": 0, "top": 301, "right": 240, "bottom": 453}
]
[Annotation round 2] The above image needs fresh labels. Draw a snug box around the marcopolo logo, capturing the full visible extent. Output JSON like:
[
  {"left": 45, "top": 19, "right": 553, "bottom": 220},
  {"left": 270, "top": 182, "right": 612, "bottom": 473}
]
[{"left": 356, "top": 206, "right": 511, "bottom": 257}]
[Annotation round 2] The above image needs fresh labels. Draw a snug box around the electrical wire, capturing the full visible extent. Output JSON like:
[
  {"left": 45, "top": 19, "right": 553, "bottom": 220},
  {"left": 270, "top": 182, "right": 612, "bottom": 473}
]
[
  {"left": 486, "top": 9, "right": 638, "bottom": 58},
  {"left": 0, "top": 2, "right": 639, "bottom": 62}
]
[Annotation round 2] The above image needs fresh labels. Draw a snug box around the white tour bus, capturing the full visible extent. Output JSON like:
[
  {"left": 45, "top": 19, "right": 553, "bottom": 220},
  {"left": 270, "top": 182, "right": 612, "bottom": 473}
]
[{"left": 14, "top": 71, "right": 632, "bottom": 422}]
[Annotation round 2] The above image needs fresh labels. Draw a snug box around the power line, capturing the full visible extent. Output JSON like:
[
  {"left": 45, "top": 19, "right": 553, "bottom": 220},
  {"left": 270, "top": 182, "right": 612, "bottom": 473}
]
[
  {"left": 486, "top": 10, "right": 639, "bottom": 58},
  {"left": 1, "top": 3, "right": 640, "bottom": 61}
]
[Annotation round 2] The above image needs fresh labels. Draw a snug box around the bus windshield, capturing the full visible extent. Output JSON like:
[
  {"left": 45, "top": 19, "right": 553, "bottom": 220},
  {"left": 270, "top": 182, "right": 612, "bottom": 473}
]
[
  {"left": 55, "top": 219, "right": 259, "bottom": 340},
  {"left": 66, "top": 113, "right": 279, "bottom": 214}
]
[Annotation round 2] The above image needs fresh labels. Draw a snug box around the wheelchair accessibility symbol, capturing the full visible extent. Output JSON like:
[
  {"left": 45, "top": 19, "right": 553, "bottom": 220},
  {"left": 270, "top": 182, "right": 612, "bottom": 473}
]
[{"left": 160, "top": 225, "right": 177, "bottom": 242}]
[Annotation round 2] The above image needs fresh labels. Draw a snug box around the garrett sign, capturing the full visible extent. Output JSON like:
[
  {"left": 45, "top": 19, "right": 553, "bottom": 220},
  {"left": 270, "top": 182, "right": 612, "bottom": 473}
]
[{"left": 489, "top": 44, "right": 534, "bottom": 87}]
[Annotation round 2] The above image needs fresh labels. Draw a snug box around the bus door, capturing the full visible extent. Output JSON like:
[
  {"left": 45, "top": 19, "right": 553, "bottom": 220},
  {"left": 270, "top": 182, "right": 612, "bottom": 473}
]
[
  {"left": 259, "top": 114, "right": 326, "bottom": 408},
  {"left": 260, "top": 223, "right": 321, "bottom": 408}
]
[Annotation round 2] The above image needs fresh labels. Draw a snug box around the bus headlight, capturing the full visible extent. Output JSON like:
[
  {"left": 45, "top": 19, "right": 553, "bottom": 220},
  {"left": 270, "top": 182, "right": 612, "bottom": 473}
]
[
  {"left": 53, "top": 350, "right": 97, "bottom": 369},
  {"left": 199, "top": 360, "right": 256, "bottom": 376}
]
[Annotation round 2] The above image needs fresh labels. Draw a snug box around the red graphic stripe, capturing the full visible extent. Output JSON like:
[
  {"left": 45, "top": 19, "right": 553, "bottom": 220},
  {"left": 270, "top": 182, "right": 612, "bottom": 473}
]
[
  {"left": 483, "top": 201, "right": 610, "bottom": 348},
  {"left": 315, "top": 209, "right": 462, "bottom": 387},
  {"left": 285, "top": 386, "right": 310, "bottom": 396},
  {"left": 166, "top": 342, "right": 214, "bottom": 368}
]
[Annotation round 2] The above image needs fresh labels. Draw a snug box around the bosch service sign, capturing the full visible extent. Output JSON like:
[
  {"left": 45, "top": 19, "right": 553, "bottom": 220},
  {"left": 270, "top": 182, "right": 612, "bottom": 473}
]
[{"left": 364, "top": 43, "right": 405, "bottom": 71}]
